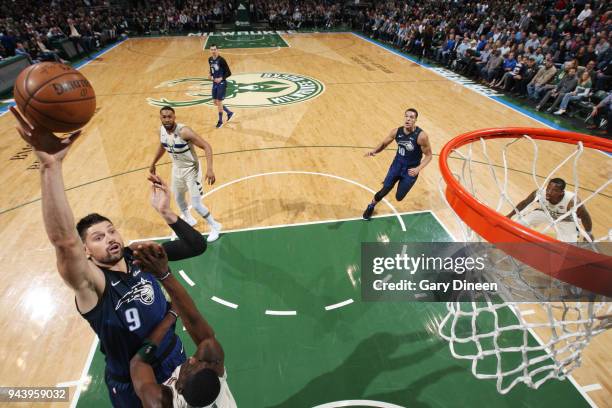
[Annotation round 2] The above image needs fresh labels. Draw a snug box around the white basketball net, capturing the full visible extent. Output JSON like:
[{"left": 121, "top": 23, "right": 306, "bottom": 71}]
[{"left": 437, "top": 134, "right": 612, "bottom": 394}]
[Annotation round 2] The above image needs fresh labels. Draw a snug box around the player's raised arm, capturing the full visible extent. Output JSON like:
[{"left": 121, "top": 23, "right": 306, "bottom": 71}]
[
  {"left": 146, "top": 174, "right": 207, "bottom": 260},
  {"left": 130, "top": 310, "right": 177, "bottom": 408},
  {"left": 506, "top": 190, "right": 537, "bottom": 218},
  {"left": 10, "top": 107, "right": 101, "bottom": 311},
  {"left": 180, "top": 127, "right": 215, "bottom": 185},
  {"left": 149, "top": 143, "right": 166, "bottom": 175},
  {"left": 132, "top": 243, "right": 216, "bottom": 345},
  {"left": 365, "top": 128, "right": 396, "bottom": 157}
]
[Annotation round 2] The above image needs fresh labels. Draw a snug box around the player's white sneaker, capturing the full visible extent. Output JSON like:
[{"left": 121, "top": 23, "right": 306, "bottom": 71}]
[
  {"left": 207, "top": 222, "right": 222, "bottom": 242},
  {"left": 181, "top": 213, "right": 198, "bottom": 227}
]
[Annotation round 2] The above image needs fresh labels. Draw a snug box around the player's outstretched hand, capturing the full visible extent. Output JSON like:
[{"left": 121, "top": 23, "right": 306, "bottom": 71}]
[
  {"left": 130, "top": 241, "right": 169, "bottom": 278},
  {"left": 148, "top": 174, "right": 171, "bottom": 214},
  {"left": 11, "top": 106, "right": 81, "bottom": 165},
  {"left": 205, "top": 169, "right": 216, "bottom": 185}
]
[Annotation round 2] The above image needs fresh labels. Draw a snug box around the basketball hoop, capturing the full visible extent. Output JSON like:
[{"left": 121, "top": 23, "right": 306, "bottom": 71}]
[{"left": 437, "top": 127, "right": 611, "bottom": 394}]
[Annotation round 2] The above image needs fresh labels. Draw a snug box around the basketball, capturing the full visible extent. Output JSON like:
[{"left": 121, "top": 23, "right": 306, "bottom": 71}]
[{"left": 13, "top": 62, "right": 96, "bottom": 133}]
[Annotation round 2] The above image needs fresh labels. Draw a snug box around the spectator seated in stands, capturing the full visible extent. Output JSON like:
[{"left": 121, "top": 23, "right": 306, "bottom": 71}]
[
  {"left": 553, "top": 70, "right": 593, "bottom": 115},
  {"left": 536, "top": 67, "right": 578, "bottom": 111}
]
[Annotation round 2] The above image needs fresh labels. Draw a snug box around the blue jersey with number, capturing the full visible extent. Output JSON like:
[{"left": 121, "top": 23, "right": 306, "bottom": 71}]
[
  {"left": 209, "top": 56, "right": 228, "bottom": 80},
  {"left": 80, "top": 248, "right": 182, "bottom": 379},
  {"left": 393, "top": 126, "right": 423, "bottom": 167}
]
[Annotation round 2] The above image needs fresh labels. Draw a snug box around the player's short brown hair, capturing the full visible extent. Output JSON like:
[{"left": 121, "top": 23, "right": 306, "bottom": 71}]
[{"left": 76, "top": 213, "right": 112, "bottom": 241}]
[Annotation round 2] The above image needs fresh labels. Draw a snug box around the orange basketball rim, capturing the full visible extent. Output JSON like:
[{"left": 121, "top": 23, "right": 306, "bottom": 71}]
[{"left": 439, "top": 127, "right": 612, "bottom": 297}]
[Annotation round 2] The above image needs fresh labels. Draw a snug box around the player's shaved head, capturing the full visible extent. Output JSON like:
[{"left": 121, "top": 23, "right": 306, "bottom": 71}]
[
  {"left": 182, "top": 368, "right": 221, "bottom": 406},
  {"left": 550, "top": 178, "right": 566, "bottom": 191}
]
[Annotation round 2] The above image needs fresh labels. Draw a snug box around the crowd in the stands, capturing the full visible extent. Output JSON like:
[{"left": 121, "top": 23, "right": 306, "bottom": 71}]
[{"left": 1, "top": 0, "right": 610, "bottom": 135}]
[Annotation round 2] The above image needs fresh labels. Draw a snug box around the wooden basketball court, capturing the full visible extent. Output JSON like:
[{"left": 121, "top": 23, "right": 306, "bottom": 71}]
[{"left": 0, "top": 33, "right": 609, "bottom": 407}]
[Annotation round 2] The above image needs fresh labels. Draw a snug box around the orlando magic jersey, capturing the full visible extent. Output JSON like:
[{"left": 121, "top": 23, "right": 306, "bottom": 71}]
[
  {"left": 393, "top": 126, "right": 423, "bottom": 167},
  {"left": 81, "top": 248, "right": 183, "bottom": 379},
  {"left": 160, "top": 124, "right": 199, "bottom": 169},
  {"left": 209, "top": 56, "right": 226, "bottom": 80}
]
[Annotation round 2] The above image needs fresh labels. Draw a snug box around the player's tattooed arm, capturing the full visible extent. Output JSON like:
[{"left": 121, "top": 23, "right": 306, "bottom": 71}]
[{"left": 365, "top": 128, "right": 396, "bottom": 157}]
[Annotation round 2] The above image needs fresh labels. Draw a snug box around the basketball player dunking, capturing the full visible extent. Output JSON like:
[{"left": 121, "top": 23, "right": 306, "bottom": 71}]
[
  {"left": 506, "top": 178, "right": 593, "bottom": 242},
  {"left": 130, "top": 242, "right": 237, "bottom": 408},
  {"left": 362, "top": 108, "right": 433, "bottom": 220},
  {"left": 209, "top": 44, "right": 234, "bottom": 129},
  {"left": 150, "top": 106, "right": 222, "bottom": 242},
  {"left": 11, "top": 107, "right": 207, "bottom": 407}
]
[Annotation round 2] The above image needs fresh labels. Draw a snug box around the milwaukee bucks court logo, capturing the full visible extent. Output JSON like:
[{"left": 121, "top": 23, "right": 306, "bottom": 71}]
[{"left": 147, "top": 72, "right": 324, "bottom": 108}]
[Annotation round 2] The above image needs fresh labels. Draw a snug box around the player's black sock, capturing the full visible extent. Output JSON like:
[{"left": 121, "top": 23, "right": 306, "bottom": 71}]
[
  {"left": 218, "top": 112, "right": 223, "bottom": 122},
  {"left": 223, "top": 106, "right": 232, "bottom": 115}
]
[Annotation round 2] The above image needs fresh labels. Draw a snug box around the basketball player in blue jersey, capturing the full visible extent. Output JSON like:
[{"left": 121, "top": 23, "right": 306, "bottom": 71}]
[
  {"left": 362, "top": 108, "right": 433, "bottom": 220},
  {"left": 208, "top": 44, "right": 234, "bottom": 129},
  {"left": 11, "top": 106, "right": 207, "bottom": 407},
  {"left": 129, "top": 242, "right": 237, "bottom": 407}
]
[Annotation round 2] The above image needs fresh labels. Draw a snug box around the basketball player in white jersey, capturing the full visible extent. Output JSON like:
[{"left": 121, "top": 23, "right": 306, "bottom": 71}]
[
  {"left": 130, "top": 242, "right": 237, "bottom": 408},
  {"left": 506, "top": 178, "right": 593, "bottom": 242},
  {"left": 150, "top": 106, "right": 222, "bottom": 242}
]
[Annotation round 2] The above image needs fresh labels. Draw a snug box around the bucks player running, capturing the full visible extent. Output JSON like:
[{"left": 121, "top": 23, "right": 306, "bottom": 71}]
[
  {"left": 10, "top": 107, "right": 207, "bottom": 407},
  {"left": 130, "top": 242, "right": 237, "bottom": 407},
  {"left": 362, "top": 108, "right": 433, "bottom": 220},
  {"left": 209, "top": 44, "right": 234, "bottom": 129},
  {"left": 506, "top": 178, "right": 593, "bottom": 242},
  {"left": 150, "top": 106, "right": 222, "bottom": 242}
]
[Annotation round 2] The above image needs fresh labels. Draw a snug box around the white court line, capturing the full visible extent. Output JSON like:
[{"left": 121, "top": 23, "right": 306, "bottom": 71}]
[
  {"left": 429, "top": 210, "right": 458, "bottom": 242},
  {"left": 130, "top": 171, "right": 414, "bottom": 244},
  {"left": 56, "top": 379, "right": 83, "bottom": 388},
  {"left": 69, "top": 337, "right": 99, "bottom": 408},
  {"left": 356, "top": 33, "right": 602, "bottom": 406},
  {"left": 131, "top": 210, "right": 423, "bottom": 243},
  {"left": 178, "top": 269, "right": 195, "bottom": 287},
  {"left": 265, "top": 310, "right": 297, "bottom": 316},
  {"left": 201, "top": 171, "right": 407, "bottom": 232},
  {"left": 582, "top": 384, "right": 603, "bottom": 393},
  {"left": 324, "top": 298, "right": 354, "bottom": 311},
  {"left": 313, "top": 400, "right": 405, "bottom": 408},
  {"left": 520, "top": 309, "right": 536, "bottom": 316},
  {"left": 211, "top": 296, "right": 239, "bottom": 309}
]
